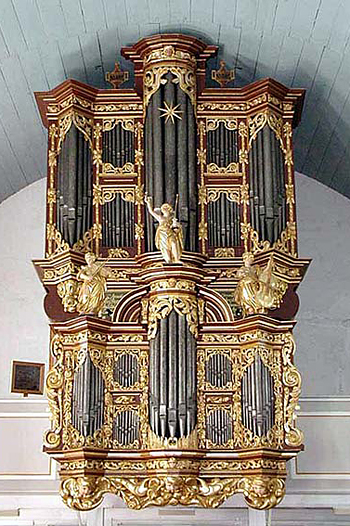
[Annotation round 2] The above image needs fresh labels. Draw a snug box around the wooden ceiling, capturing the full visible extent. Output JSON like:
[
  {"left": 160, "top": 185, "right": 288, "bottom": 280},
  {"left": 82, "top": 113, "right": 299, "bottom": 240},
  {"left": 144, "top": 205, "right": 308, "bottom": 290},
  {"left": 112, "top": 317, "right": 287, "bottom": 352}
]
[{"left": 1, "top": 0, "right": 350, "bottom": 201}]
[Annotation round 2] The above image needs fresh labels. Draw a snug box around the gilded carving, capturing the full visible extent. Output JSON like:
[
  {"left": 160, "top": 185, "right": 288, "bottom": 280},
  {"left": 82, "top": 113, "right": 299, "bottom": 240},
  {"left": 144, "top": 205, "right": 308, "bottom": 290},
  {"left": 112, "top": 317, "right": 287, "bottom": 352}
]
[
  {"left": 206, "top": 162, "right": 240, "bottom": 174},
  {"left": 60, "top": 474, "right": 285, "bottom": 511},
  {"left": 101, "top": 162, "right": 136, "bottom": 177},
  {"left": 108, "top": 248, "right": 130, "bottom": 258},
  {"left": 281, "top": 333, "right": 303, "bottom": 447},
  {"left": 214, "top": 247, "right": 236, "bottom": 258},
  {"left": 144, "top": 65, "right": 196, "bottom": 108},
  {"left": 234, "top": 253, "right": 288, "bottom": 316},
  {"left": 206, "top": 118, "right": 237, "bottom": 131},
  {"left": 57, "top": 279, "right": 79, "bottom": 312},
  {"left": 46, "top": 225, "right": 69, "bottom": 257},
  {"left": 145, "top": 195, "right": 183, "bottom": 263},
  {"left": 148, "top": 294, "right": 198, "bottom": 339},
  {"left": 76, "top": 253, "right": 112, "bottom": 316},
  {"left": 72, "top": 224, "right": 102, "bottom": 253},
  {"left": 44, "top": 334, "right": 64, "bottom": 449},
  {"left": 207, "top": 187, "right": 240, "bottom": 204},
  {"left": 93, "top": 185, "right": 135, "bottom": 205},
  {"left": 248, "top": 110, "right": 283, "bottom": 146}
]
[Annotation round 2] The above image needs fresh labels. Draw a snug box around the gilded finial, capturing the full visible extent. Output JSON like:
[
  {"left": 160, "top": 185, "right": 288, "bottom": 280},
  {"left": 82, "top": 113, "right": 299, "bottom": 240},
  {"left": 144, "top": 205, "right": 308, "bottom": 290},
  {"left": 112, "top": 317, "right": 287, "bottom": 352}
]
[
  {"left": 211, "top": 60, "right": 235, "bottom": 88},
  {"left": 105, "top": 62, "right": 129, "bottom": 88}
]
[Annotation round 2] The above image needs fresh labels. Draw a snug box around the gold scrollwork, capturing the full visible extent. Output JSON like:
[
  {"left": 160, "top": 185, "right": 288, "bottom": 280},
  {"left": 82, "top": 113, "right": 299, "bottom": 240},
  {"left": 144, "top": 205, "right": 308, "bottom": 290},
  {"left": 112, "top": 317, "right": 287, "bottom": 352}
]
[
  {"left": 148, "top": 294, "right": 198, "bottom": 340},
  {"left": 72, "top": 224, "right": 102, "bottom": 253},
  {"left": 135, "top": 223, "right": 144, "bottom": 240},
  {"left": 207, "top": 188, "right": 240, "bottom": 204},
  {"left": 108, "top": 248, "right": 130, "bottom": 258},
  {"left": 102, "top": 119, "right": 134, "bottom": 132},
  {"left": 206, "top": 119, "right": 237, "bottom": 131},
  {"left": 144, "top": 65, "right": 196, "bottom": 109},
  {"left": 46, "top": 225, "right": 69, "bottom": 257},
  {"left": 60, "top": 474, "right": 285, "bottom": 511},
  {"left": 206, "top": 162, "right": 240, "bottom": 175},
  {"left": 150, "top": 279, "right": 196, "bottom": 292},
  {"left": 57, "top": 110, "right": 93, "bottom": 153},
  {"left": 214, "top": 247, "right": 236, "bottom": 258},
  {"left": 198, "top": 221, "right": 207, "bottom": 241},
  {"left": 101, "top": 162, "right": 136, "bottom": 177},
  {"left": 248, "top": 110, "right": 283, "bottom": 146},
  {"left": 147, "top": 427, "right": 198, "bottom": 450},
  {"left": 93, "top": 185, "right": 135, "bottom": 205},
  {"left": 144, "top": 45, "right": 196, "bottom": 66},
  {"left": 273, "top": 222, "right": 297, "bottom": 257},
  {"left": 44, "top": 334, "right": 64, "bottom": 449},
  {"left": 57, "top": 279, "right": 79, "bottom": 312},
  {"left": 281, "top": 333, "right": 303, "bottom": 447}
]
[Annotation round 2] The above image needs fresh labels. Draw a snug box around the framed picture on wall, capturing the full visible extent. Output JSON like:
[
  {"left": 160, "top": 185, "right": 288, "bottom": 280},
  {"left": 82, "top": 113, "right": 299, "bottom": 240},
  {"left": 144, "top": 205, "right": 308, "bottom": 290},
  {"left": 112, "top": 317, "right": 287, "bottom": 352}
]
[{"left": 11, "top": 361, "right": 45, "bottom": 396}]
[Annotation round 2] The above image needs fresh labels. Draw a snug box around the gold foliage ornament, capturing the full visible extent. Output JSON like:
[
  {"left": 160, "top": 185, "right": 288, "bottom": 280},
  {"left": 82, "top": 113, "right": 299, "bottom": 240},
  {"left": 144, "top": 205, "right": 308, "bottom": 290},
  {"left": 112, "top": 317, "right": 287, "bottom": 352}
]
[
  {"left": 60, "top": 474, "right": 285, "bottom": 511},
  {"left": 147, "top": 294, "right": 198, "bottom": 339},
  {"left": 234, "top": 253, "right": 287, "bottom": 316}
]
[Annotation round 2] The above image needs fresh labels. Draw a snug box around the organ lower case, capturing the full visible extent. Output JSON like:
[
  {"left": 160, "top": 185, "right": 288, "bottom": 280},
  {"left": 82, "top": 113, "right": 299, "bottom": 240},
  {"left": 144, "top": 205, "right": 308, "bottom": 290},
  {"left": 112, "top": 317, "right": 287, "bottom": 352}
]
[{"left": 33, "top": 33, "right": 311, "bottom": 512}]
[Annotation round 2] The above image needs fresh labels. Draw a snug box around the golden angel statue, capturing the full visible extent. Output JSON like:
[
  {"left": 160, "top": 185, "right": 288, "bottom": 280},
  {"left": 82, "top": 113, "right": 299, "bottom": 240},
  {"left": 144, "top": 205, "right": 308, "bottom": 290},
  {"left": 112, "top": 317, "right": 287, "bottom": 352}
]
[
  {"left": 234, "top": 253, "right": 287, "bottom": 316},
  {"left": 145, "top": 194, "right": 183, "bottom": 263},
  {"left": 76, "top": 252, "right": 112, "bottom": 315}
]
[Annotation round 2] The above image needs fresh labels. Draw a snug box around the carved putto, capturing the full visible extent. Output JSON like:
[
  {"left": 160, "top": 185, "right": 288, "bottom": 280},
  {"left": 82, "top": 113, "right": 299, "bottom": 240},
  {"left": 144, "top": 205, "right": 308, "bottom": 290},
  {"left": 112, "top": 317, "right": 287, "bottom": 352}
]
[{"left": 234, "top": 253, "right": 288, "bottom": 316}]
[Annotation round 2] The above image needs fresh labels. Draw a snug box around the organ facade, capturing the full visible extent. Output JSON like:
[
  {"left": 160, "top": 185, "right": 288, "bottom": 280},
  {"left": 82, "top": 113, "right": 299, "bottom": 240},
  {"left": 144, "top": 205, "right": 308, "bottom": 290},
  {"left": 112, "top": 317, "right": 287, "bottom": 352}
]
[{"left": 33, "top": 33, "right": 310, "bottom": 511}]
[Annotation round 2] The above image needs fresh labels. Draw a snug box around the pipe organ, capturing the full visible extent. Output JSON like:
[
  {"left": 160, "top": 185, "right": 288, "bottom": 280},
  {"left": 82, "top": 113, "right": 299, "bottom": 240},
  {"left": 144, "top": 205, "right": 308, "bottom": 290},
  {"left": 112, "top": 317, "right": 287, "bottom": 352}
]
[{"left": 34, "top": 33, "right": 310, "bottom": 511}]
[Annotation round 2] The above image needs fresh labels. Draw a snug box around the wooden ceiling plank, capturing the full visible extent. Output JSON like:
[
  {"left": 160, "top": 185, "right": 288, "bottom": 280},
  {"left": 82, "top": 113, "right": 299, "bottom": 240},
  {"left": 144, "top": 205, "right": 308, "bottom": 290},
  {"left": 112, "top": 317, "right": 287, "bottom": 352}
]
[
  {"left": 148, "top": 0, "right": 171, "bottom": 24},
  {"left": 317, "top": 92, "right": 350, "bottom": 185},
  {"left": 297, "top": 47, "right": 343, "bottom": 170},
  {"left": 328, "top": 1, "right": 350, "bottom": 54},
  {"left": 0, "top": 119, "right": 31, "bottom": 189},
  {"left": 169, "top": 0, "right": 191, "bottom": 23},
  {"left": 102, "top": 0, "right": 128, "bottom": 29},
  {"left": 80, "top": 0, "right": 108, "bottom": 34},
  {"left": 0, "top": 65, "right": 45, "bottom": 182},
  {"left": 35, "top": 0, "right": 69, "bottom": 41},
  {"left": 272, "top": 0, "right": 297, "bottom": 34},
  {"left": 0, "top": 54, "right": 46, "bottom": 142},
  {"left": 292, "top": 39, "right": 324, "bottom": 90},
  {"left": 289, "top": 0, "right": 322, "bottom": 40},
  {"left": 38, "top": 40, "right": 66, "bottom": 89},
  {"left": 96, "top": 26, "right": 132, "bottom": 88},
  {"left": 305, "top": 53, "right": 350, "bottom": 177},
  {"left": 255, "top": 0, "right": 279, "bottom": 33},
  {"left": 125, "top": 0, "right": 150, "bottom": 25},
  {"left": 190, "top": 0, "right": 214, "bottom": 24},
  {"left": 254, "top": 29, "right": 285, "bottom": 80},
  {"left": 79, "top": 31, "right": 106, "bottom": 88},
  {"left": 234, "top": 28, "right": 263, "bottom": 84},
  {"left": 310, "top": 0, "right": 342, "bottom": 46},
  {"left": 11, "top": 0, "right": 47, "bottom": 50},
  {"left": 218, "top": 25, "right": 242, "bottom": 68},
  {"left": 57, "top": 35, "right": 88, "bottom": 84},
  {"left": 0, "top": 0, "right": 28, "bottom": 56},
  {"left": 273, "top": 35, "right": 304, "bottom": 87},
  {"left": 235, "top": 0, "right": 259, "bottom": 29},
  {"left": 59, "top": 0, "right": 86, "bottom": 36}
]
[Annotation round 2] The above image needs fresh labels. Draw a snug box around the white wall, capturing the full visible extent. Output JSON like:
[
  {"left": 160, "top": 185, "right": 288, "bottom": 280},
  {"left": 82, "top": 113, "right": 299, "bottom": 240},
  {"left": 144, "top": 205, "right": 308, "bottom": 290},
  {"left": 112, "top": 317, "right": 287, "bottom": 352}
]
[
  {"left": 295, "top": 173, "right": 350, "bottom": 396},
  {"left": 0, "top": 178, "right": 48, "bottom": 398},
  {"left": 0, "top": 174, "right": 350, "bottom": 524}
]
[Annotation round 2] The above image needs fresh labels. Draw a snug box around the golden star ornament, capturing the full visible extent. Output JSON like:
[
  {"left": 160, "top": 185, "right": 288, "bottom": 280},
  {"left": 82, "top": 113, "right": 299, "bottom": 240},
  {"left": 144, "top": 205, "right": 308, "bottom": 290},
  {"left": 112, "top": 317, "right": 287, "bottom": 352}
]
[{"left": 158, "top": 101, "right": 183, "bottom": 124}]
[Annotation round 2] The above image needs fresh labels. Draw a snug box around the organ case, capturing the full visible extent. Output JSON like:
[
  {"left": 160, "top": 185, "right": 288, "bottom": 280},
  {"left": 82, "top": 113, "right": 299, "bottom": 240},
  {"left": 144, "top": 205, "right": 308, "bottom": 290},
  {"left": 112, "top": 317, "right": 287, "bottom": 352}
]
[{"left": 33, "top": 33, "right": 310, "bottom": 511}]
